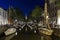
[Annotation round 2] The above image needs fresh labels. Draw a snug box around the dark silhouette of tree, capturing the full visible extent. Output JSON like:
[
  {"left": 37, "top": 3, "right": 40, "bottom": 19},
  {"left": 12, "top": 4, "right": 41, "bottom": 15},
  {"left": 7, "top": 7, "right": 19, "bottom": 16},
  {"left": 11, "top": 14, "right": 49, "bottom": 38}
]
[
  {"left": 31, "top": 6, "right": 43, "bottom": 20},
  {"left": 7, "top": 7, "right": 24, "bottom": 20},
  {"left": 7, "top": 6, "right": 15, "bottom": 19},
  {"left": 15, "top": 8, "right": 24, "bottom": 20}
]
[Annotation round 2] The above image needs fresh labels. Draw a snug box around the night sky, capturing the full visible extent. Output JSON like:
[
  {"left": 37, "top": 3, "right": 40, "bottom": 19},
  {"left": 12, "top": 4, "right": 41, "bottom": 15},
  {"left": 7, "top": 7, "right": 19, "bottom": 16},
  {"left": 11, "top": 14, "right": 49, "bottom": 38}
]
[{"left": 0, "top": 0, "right": 44, "bottom": 16}]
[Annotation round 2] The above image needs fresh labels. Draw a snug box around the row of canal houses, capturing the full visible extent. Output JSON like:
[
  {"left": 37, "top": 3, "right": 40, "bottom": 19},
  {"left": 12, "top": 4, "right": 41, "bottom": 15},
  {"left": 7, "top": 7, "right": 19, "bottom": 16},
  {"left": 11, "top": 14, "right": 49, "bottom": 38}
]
[
  {"left": 0, "top": 8, "right": 8, "bottom": 25},
  {"left": 0, "top": 7, "right": 13, "bottom": 25},
  {"left": 44, "top": 0, "right": 60, "bottom": 37}
]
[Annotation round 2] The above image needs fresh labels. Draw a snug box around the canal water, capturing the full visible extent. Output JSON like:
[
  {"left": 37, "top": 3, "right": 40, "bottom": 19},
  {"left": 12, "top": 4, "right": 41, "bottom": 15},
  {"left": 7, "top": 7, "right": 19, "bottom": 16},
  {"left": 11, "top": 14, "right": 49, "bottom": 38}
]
[{"left": 0, "top": 30, "right": 60, "bottom": 40}]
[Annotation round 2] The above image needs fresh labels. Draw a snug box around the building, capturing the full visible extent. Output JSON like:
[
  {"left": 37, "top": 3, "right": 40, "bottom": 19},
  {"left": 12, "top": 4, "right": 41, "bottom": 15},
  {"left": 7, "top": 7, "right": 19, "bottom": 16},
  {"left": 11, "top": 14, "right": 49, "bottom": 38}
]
[
  {"left": 56, "top": 0, "right": 60, "bottom": 25},
  {"left": 45, "top": 0, "right": 57, "bottom": 24},
  {"left": 48, "top": 0, "right": 57, "bottom": 17},
  {"left": 0, "top": 8, "right": 8, "bottom": 25}
]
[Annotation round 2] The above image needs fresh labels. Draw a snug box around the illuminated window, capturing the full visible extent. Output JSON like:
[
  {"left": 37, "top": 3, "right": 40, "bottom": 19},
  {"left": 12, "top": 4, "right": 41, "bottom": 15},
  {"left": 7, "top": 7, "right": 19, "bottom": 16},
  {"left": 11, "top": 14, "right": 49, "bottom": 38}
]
[{"left": 57, "top": 18, "right": 60, "bottom": 25}]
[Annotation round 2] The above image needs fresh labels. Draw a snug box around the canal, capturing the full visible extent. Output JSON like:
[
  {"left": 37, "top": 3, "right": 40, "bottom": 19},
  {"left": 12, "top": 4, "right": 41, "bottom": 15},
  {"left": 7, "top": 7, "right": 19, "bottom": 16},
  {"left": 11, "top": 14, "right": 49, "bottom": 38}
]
[{"left": 0, "top": 30, "right": 60, "bottom": 40}]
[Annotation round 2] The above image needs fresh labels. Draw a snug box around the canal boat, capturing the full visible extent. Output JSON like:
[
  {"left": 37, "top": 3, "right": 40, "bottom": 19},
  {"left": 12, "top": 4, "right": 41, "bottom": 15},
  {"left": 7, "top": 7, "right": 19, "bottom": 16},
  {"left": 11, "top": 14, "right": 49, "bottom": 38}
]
[{"left": 4, "top": 28, "right": 16, "bottom": 36}]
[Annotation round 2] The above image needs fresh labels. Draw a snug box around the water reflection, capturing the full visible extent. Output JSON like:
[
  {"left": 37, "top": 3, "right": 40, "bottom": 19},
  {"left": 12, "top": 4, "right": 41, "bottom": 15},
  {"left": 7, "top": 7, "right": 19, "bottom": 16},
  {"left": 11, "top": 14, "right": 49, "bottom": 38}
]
[
  {"left": 1, "top": 31, "right": 59, "bottom": 40},
  {"left": 4, "top": 33, "right": 16, "bottom": 40}
]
